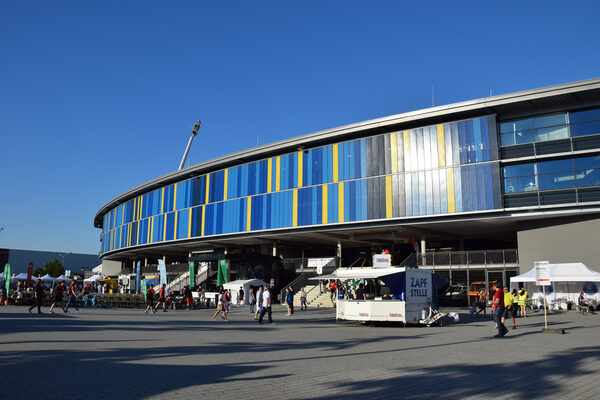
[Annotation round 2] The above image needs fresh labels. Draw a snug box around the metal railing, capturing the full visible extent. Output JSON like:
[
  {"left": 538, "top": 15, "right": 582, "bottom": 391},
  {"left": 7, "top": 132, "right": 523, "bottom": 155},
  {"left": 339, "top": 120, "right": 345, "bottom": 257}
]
[{"left": 417, "top": 249, "right": 518, "bottom": 269}]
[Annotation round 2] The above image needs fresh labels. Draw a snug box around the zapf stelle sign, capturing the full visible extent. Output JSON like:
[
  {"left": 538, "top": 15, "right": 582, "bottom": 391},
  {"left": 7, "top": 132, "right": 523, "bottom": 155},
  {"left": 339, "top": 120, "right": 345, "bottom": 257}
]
[{"left": 373, "top": 254, "right": 391, "bottom": 268}]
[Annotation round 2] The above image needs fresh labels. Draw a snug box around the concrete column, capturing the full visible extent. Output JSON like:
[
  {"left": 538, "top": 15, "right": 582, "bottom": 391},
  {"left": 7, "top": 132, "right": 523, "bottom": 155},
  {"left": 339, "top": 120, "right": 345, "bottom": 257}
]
[
  {"left": 272, "top": 243, "right": 277, "bottom": 257},
  {"left": 144, "top": 258, "right": 148, "bottom": 266},
  {"left": 336, "top": 239, "right": 342, "bottom": 267}
]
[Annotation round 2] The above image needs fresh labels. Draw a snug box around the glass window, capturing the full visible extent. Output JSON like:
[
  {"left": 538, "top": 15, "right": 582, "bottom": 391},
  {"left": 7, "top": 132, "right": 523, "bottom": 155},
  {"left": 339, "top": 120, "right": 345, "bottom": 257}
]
[
  {"left": 575, "top": 168, "right": 600, "bottom": 187},
  {"left": 499, "top": 118, "right": 532, "bottom": 133},
  {"left": 533, "top": 113, "right": 567, "bottom": 128},
  {"left": 570, "top": 120, "right": 600, "bottom": 137},
  {"left": 537, "top": 159, "right": 572, "bottom": 174},
  {"left": 504, "top": 176, "right": 538, "bottom": 193},
  {"left": 538, "top": 172, "right": 575, "bottom": 190},
  {"left": 500, "top": 132, "right": 515, "bottom": 146},
  {"left": 515, "top": 129, "right": 534, "bottom": 144},
  {"left": 569, "top": 108, "right": 600, "bottom": 123},
  {"left": 574, "top": 155, "right": 600, "bottom": 170},
  {"left": 503, "top": 164, "right": 535, "bottom": 177},
  {"left": 534, "top": 125, "right": 569, "bottom": 142}
]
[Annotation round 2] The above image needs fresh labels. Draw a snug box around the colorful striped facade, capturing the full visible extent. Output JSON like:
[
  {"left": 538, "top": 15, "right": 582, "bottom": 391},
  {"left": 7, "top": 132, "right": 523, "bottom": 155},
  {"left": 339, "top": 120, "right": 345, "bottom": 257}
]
[{"left": 100, "top": 115, "right": 502, "bottom": 255}]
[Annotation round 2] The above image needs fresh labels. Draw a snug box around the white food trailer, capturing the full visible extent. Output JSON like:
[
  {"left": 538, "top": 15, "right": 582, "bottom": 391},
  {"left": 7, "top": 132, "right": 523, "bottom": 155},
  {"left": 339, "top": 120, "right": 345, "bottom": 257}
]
[{"left": 313, "top": 267, "right": 445, "bottom": 325}]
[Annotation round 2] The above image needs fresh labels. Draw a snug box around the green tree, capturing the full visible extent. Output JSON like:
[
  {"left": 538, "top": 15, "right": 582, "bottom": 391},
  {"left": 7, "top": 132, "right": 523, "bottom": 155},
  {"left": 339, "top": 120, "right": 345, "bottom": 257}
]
[
  {"left": 33, "top": 267, "right": 44, "bottom": 277},
  {"left": 44, "top": 258, "right": 64, "bottom": 278}
]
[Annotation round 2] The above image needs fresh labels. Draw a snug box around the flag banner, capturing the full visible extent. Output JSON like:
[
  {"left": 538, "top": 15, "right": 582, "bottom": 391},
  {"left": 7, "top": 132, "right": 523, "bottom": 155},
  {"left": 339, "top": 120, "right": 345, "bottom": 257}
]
[
  {"left": 136, "top": 261, "right": 141, "bottom": 294},
  {"left": 189, "top": 261, "right": 195, "bottom": 288},
  {"left": 4, "top": 264, "right": 11, "bottom": 295},
  {"left": 26, "top": 263, "right": 33, "bottom": 288},
  {"left": 217, "top": 259, "right": 228, "bottom": 287},
  {"left": 141, "top": 279, "right": 147, "bottom": 301},
  {"left": 158, "top": 259, "right": 167, "bottom": 287}
]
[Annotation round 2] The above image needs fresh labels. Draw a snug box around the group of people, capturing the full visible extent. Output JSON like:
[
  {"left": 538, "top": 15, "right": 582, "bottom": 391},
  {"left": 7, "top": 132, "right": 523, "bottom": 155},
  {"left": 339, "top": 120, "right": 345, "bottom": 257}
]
[
  {"left": 489, "top": 284, "right": 529, "bottom": 337},
  {"left": 25, "top": 279, "right": 81, "bottom": 314},
  {"left": 144, "top": 284, "right": 198, "bottom": 313}
]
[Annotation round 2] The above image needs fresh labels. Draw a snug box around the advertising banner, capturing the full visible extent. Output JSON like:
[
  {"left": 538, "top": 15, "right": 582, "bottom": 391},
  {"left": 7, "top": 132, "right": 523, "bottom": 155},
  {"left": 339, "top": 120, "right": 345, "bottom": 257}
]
[
  {"left": 217, "top": 259, "right": 228, "bottom": 287},
  {"left": 4, "top": 264, "right": 10, "bottom": 294},
  {"left": 136, "top": 261, "right": 141, "bottom": 294},
  {"left": 158, "top": 259, "right": 167, "bottom": 288},
  {"left": 189, "top": 261, "right": 195, "bottom": 288},
  {"left": 141, "top": 279, "right": 147, "bottom": 300},
  {"left": 372, "top": 254, "right": 392, "bottom": 268},
  {"left": 26, "top": 263, "right": 33, "bottom": 288},
  {"left": 405, "top": 269, "right": 432, "bottom": 303}
]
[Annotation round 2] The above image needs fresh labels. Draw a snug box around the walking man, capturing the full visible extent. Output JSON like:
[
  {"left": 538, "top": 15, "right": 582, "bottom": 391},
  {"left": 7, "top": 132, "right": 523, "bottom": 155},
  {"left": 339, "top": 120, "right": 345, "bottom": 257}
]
[
  {"left": 154, "top": 283, "right": 168, "bottom": 312},
  {"left": 501, "top": 287, "right": 516, "bottom": 329},
  {"left": 299, "top": 287, "right": 307, "bottom": 310},
  {"left": 64, "top": 280, "right": 79, "bottom": 313},
  {"left": 144, "top": 284, "right": 155, "bottom": 314},
  {"left": 49, "top": 281, "right": 66, "bottom": 313},
  {"left": 28, "top": 279, "right": 44, "bottom": 314},
  {"left": 254, "top": 286, "right": 264, "bottom": 320},
  {"left": 258, "top": 286, "right": 272, "bottom": 324},
  {"left": 492, "top": 283, "right": 508, "bottom": 337}
]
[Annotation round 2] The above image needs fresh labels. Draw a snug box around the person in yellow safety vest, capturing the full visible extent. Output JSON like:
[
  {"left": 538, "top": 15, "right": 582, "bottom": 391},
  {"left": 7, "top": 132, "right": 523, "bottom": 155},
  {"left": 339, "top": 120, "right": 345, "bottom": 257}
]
[
  {"left": 518, "top": 287, "right": 528, "bottom": 318},
  {"left": 501, "top": 286, "right": 517, "bottom": 329}
]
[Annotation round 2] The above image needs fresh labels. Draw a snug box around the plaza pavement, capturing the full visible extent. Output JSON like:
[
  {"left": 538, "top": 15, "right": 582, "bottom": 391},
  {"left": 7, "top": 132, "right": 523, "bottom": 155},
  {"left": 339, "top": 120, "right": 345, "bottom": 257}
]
[{"left": 1, "top": 304, "right": 599, "bottom": 399}]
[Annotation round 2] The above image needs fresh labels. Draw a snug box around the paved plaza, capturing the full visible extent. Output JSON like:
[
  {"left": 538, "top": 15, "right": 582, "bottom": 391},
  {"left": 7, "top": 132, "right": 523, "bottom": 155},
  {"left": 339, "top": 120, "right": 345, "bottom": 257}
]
[{"left": 1, "top": 304, "right": 599, "bottom": 399}]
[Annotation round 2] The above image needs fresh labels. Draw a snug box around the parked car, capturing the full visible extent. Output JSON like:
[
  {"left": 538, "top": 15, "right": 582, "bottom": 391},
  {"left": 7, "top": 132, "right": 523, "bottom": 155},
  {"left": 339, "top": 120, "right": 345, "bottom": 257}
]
[{"left": 439, "top": 284, "right": 468, "bottom": 306}]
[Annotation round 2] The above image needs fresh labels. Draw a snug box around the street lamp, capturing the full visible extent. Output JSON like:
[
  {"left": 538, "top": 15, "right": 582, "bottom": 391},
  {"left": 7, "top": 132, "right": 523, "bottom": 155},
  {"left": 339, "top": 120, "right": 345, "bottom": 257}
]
[{"left": 58, "top": 252, "right": 72, "bottom": 270}]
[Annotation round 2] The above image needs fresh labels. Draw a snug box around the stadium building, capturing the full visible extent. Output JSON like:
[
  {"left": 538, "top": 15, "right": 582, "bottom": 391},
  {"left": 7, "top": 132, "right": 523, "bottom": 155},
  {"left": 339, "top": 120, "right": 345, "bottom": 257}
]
[{"left": 94, "top": 78, "right": 600, "bottom": 293}]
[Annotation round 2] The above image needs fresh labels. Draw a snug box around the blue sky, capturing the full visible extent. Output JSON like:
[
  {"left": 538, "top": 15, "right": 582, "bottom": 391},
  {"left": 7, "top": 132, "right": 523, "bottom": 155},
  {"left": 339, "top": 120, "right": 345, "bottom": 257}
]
[{"left": 1, "top": 1, "right": 599, "bottom": 254}]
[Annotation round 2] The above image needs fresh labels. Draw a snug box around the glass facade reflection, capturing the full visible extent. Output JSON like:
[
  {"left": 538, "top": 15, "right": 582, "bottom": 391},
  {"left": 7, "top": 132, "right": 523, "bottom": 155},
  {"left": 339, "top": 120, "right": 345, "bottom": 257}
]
[
  {"left": 503, "top": 155, "right": 600, "bottom": 194},
  {"left": 499, "top": 107, "right": 600, "bottom": 146}
]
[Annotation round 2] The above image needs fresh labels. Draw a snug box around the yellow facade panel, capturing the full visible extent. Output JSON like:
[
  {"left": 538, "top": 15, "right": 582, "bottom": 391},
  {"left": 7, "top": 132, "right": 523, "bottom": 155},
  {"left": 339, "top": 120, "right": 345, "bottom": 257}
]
[
  {"left": 437, "top": 125, "right": 446, "bottom": 167},
  {"left": 322, "top": 184, "right": 328, "bottom": 224},
  {"left": 403, "top": 130, "right": 411, "bottom": 171},
  {"left": 332, "top": 144, "right": 339, "bottom": 182},
  {"left": 275, "top": 157, "right": 281, "bottom": 191},
  {"left": 390, "top": 132, "right": 398, "bottom": 174},
  {"left": 447, "top": 168, "right": 456, "bottom": 213},
  {"left": 293, "top": 189, "right": 298, "bottom": 227},
  {"left": 297, "top": 151, "right": 303, "bottom": 188},
  {"left": 223, "top": 169, "right": 228, "bottom": 200},
  {"left": 246, "top": 197, "right": 252, "bottom": 231},
  {"left": 385, "top": 175, "right": 393, "bottom": 218}
]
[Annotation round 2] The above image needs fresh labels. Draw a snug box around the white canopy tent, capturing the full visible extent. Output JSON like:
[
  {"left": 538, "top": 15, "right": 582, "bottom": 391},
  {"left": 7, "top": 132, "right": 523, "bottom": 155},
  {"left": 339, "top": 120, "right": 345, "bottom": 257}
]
[
  {"left": 12, "top": 272, "right": 29, "bottom": 281},
  {"left": 223, "top": 279, "right": 269, "bottom": 305},
  {"left": 84, "top": 274, "right": 103, "bottom": 283},
  {"left": 510, "top": 263, "right": 600, "bottom": 309},
  {"left": 40, "top": 274, "right": 55, "bottom": 283},
  {"left": 55, "top": 275, "right": 72, "bottom": 283}
]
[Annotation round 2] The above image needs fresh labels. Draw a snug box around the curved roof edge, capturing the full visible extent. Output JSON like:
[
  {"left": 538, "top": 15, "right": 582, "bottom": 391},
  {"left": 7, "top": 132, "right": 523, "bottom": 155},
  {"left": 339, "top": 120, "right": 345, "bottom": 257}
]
[{"left": 94, "top": 77, "right": 600, "bottom": 227}]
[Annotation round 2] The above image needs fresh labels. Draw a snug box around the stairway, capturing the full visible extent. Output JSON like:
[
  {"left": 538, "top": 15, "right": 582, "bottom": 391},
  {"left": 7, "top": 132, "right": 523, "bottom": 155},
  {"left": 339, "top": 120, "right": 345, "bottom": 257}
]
[
  {"left": 293, "top": 284, "right": 336, "bottom": 308},
  {"left": 166, "top": 265, "right": 209, "bottom": 293}
]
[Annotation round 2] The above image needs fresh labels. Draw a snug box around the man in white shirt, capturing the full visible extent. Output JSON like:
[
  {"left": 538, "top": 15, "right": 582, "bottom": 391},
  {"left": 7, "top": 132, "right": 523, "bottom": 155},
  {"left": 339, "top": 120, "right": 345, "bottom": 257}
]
[
  {"left": 299, "top": 287, "right": 307, "bottom": 310},
  {"left": 258, "top": 286, "right": 273, "bottom": 324}
]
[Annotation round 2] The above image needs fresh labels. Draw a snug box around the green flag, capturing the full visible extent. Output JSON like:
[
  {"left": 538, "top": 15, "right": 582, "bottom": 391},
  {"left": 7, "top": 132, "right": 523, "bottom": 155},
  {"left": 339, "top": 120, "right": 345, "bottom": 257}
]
[
  {"left": 141, "top": 280, "right": 147, "bottom": 301},
  {"left": 217, "top": 259, "right": 228, "bottom": 287},
  {"left": 4, "top": 264, "right": 10, "bottom": 295},
  {"left": 189, "top": 261, "right": 195, "bottom": 288}
]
